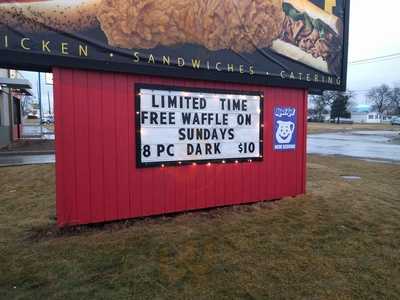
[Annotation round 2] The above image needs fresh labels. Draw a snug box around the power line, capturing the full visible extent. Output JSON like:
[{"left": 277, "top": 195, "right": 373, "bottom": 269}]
[
  {"left": 350, "top": 52, "right": 400, "bottom": 64},
  {"left": 349, "top": 52, "right": 400, "bottom": 65},
  {"left": 350, "top": 56, "right": 400, "bottom": 66}
]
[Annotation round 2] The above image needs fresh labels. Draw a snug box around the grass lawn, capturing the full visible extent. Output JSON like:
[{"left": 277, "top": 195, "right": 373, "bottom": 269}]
[
  {"left": 1, "top": 156, "right": 400, "bottom": 299},
  {"left": 308, "top": 122, "right": 400, "bottom": 134},
  {"left": 0, "top": 140, "right": 55, "bottom": 152}
]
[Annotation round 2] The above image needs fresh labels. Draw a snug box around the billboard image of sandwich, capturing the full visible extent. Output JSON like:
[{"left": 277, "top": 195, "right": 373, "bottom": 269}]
[{"left": 0, "top": 0, "right": 349, "bottom": 91}]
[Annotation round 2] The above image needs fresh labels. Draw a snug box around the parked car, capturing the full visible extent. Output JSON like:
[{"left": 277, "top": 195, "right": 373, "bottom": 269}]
[
  {"left": 330, "top": 118, "right": 354, "bottom": 124},
  {"left": 307, "top": 116, "right": 325, "bottom": 123},
  {"left": 391, "top": 116, "right": 400, "bottom": 125},
  {"left": 41, "top": 115, "right": 54, "bottom": 125},
  {"left": 27, "top": 114, "right": 39, "bottom": 119}
]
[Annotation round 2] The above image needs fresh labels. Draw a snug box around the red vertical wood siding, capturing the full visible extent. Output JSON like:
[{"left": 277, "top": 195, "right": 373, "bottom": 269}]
[{"left": 54, "top": 68, "right": 307, "bottom": 227}]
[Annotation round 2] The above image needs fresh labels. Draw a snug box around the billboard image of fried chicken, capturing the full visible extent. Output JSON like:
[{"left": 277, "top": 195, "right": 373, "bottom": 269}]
[{"left": 0, "top": 0, "right": 349, "bottom": 89}]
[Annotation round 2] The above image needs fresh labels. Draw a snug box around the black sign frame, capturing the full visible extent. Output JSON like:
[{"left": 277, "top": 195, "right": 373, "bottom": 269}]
[{"left": 135, "top": 84, "right": 264, "bottom": 168}]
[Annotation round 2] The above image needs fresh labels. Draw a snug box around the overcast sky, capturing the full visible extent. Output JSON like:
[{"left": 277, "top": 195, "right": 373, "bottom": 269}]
[{"left": 347, "top": 0, "right": 400, "bottom": 103}]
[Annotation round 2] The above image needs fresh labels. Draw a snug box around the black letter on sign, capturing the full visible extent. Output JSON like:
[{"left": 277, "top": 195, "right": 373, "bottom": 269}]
[
  {"left": 214, "top": 143, "right": 221, "bottom": 154},
  {"left": 141, "top": 111, "right": 149, "bottom": 124},
  {"left": 143, "top": 145, "right": 151, "bottom": 157},
  {"left": 187, "top": 144, "right": 194, "bottom": 155},
  {"left": 237, "top": 114, "right": 244, "bottom": 125},
  {"left": 245, "top": 114, "right": 252, "bottom": 125},
  {"left": 228, "top": 128, "right": 235, "bottom": 140},
  {"left": 167, "top": 145, "right": 174, "bottom": 156},
  {"left": 178, "top": 128, "right": 186, "bottom": 140},
  {"left": 152, "top": 94, "right": 159, "bottom": 108},
  {"left": 157, "top": 144, "right": 165, "bottom": 157}
]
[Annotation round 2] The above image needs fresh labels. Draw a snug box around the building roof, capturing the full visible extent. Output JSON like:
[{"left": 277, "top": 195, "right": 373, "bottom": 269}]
[
  {"left": 352, "top": 104, "right": 372, "bottom": 113},
  {"left": 0, "top": 77, "right": 32, "bottom": 96}
]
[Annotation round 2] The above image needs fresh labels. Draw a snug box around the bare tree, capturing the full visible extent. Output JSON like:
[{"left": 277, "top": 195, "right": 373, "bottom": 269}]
[
  {"left": 367, "top": 84, "right": 392, "bottom": 121},
  {"left": 388, "top": 86, "right": 400, "bottom": 115},
  {"left": 309, "top": 91, "right": 337, "bottom": 121}
]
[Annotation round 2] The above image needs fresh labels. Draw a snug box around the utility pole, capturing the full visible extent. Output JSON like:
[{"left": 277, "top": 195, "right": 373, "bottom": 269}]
[
  {"left": 38, "top": 72, "right": 43, "bottom": 136},
  {"left": 48, "top": 91, "right": 51, "bottom": 115}
]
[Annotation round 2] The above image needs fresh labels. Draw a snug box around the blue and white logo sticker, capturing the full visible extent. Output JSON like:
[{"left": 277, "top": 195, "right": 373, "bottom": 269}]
[{"left": 274, "top": 107, "right": 297, "bottom": 151}]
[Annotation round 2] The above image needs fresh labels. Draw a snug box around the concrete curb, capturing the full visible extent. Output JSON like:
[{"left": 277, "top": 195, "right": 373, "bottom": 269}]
[
  {"left": 0, "top": 161, "right": 55, "bottom": 168},
  {"left": 0, "top": 151, "right": 55, "bottom": 156}
]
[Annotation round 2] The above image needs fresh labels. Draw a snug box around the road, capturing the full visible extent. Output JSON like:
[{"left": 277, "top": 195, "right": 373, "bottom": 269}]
[
  {"left": 2, "top": 130, "right": 399, "bottom": 167},
  {"left": 308, "top": 131, "right": 400, "bottom": 162},
  {"left": 22, "top": 124, "right": 55, "bottom": 140}
]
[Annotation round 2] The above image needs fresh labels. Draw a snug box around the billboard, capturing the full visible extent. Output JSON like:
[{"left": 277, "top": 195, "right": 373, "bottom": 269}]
[
  {"left": 0, "top": 0, "right": 349, "bottom": 91},
  {"left": 136, "top": 85, "right": 263, "bottom": 167}
]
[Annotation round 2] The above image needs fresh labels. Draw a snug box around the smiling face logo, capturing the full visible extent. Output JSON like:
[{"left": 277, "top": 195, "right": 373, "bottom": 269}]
[{"left": 276, "top": 120, "right": 295, "bottom": 144}]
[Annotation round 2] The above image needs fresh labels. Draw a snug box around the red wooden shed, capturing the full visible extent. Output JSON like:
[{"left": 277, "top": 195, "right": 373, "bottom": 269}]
[{"left": 54, "top": 68, "right": 307, "bottom": 227}]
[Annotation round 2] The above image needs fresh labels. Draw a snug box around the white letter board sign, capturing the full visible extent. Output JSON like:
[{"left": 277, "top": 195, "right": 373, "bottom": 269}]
[{"left": 136, "top": 85, "right": 263, "bottom": 167}]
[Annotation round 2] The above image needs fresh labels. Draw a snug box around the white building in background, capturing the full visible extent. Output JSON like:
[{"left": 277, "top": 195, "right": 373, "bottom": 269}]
[
  {"left": 0, "top": 69, "right": 32, "bottom": 148},
  {"left": 351, "top": 104, "right": 391, "bottom": 124}
]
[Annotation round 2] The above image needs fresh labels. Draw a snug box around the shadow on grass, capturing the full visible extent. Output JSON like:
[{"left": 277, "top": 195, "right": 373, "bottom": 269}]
[{"left": 26, "top": 199, "right": 283, "bottom": 242}]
